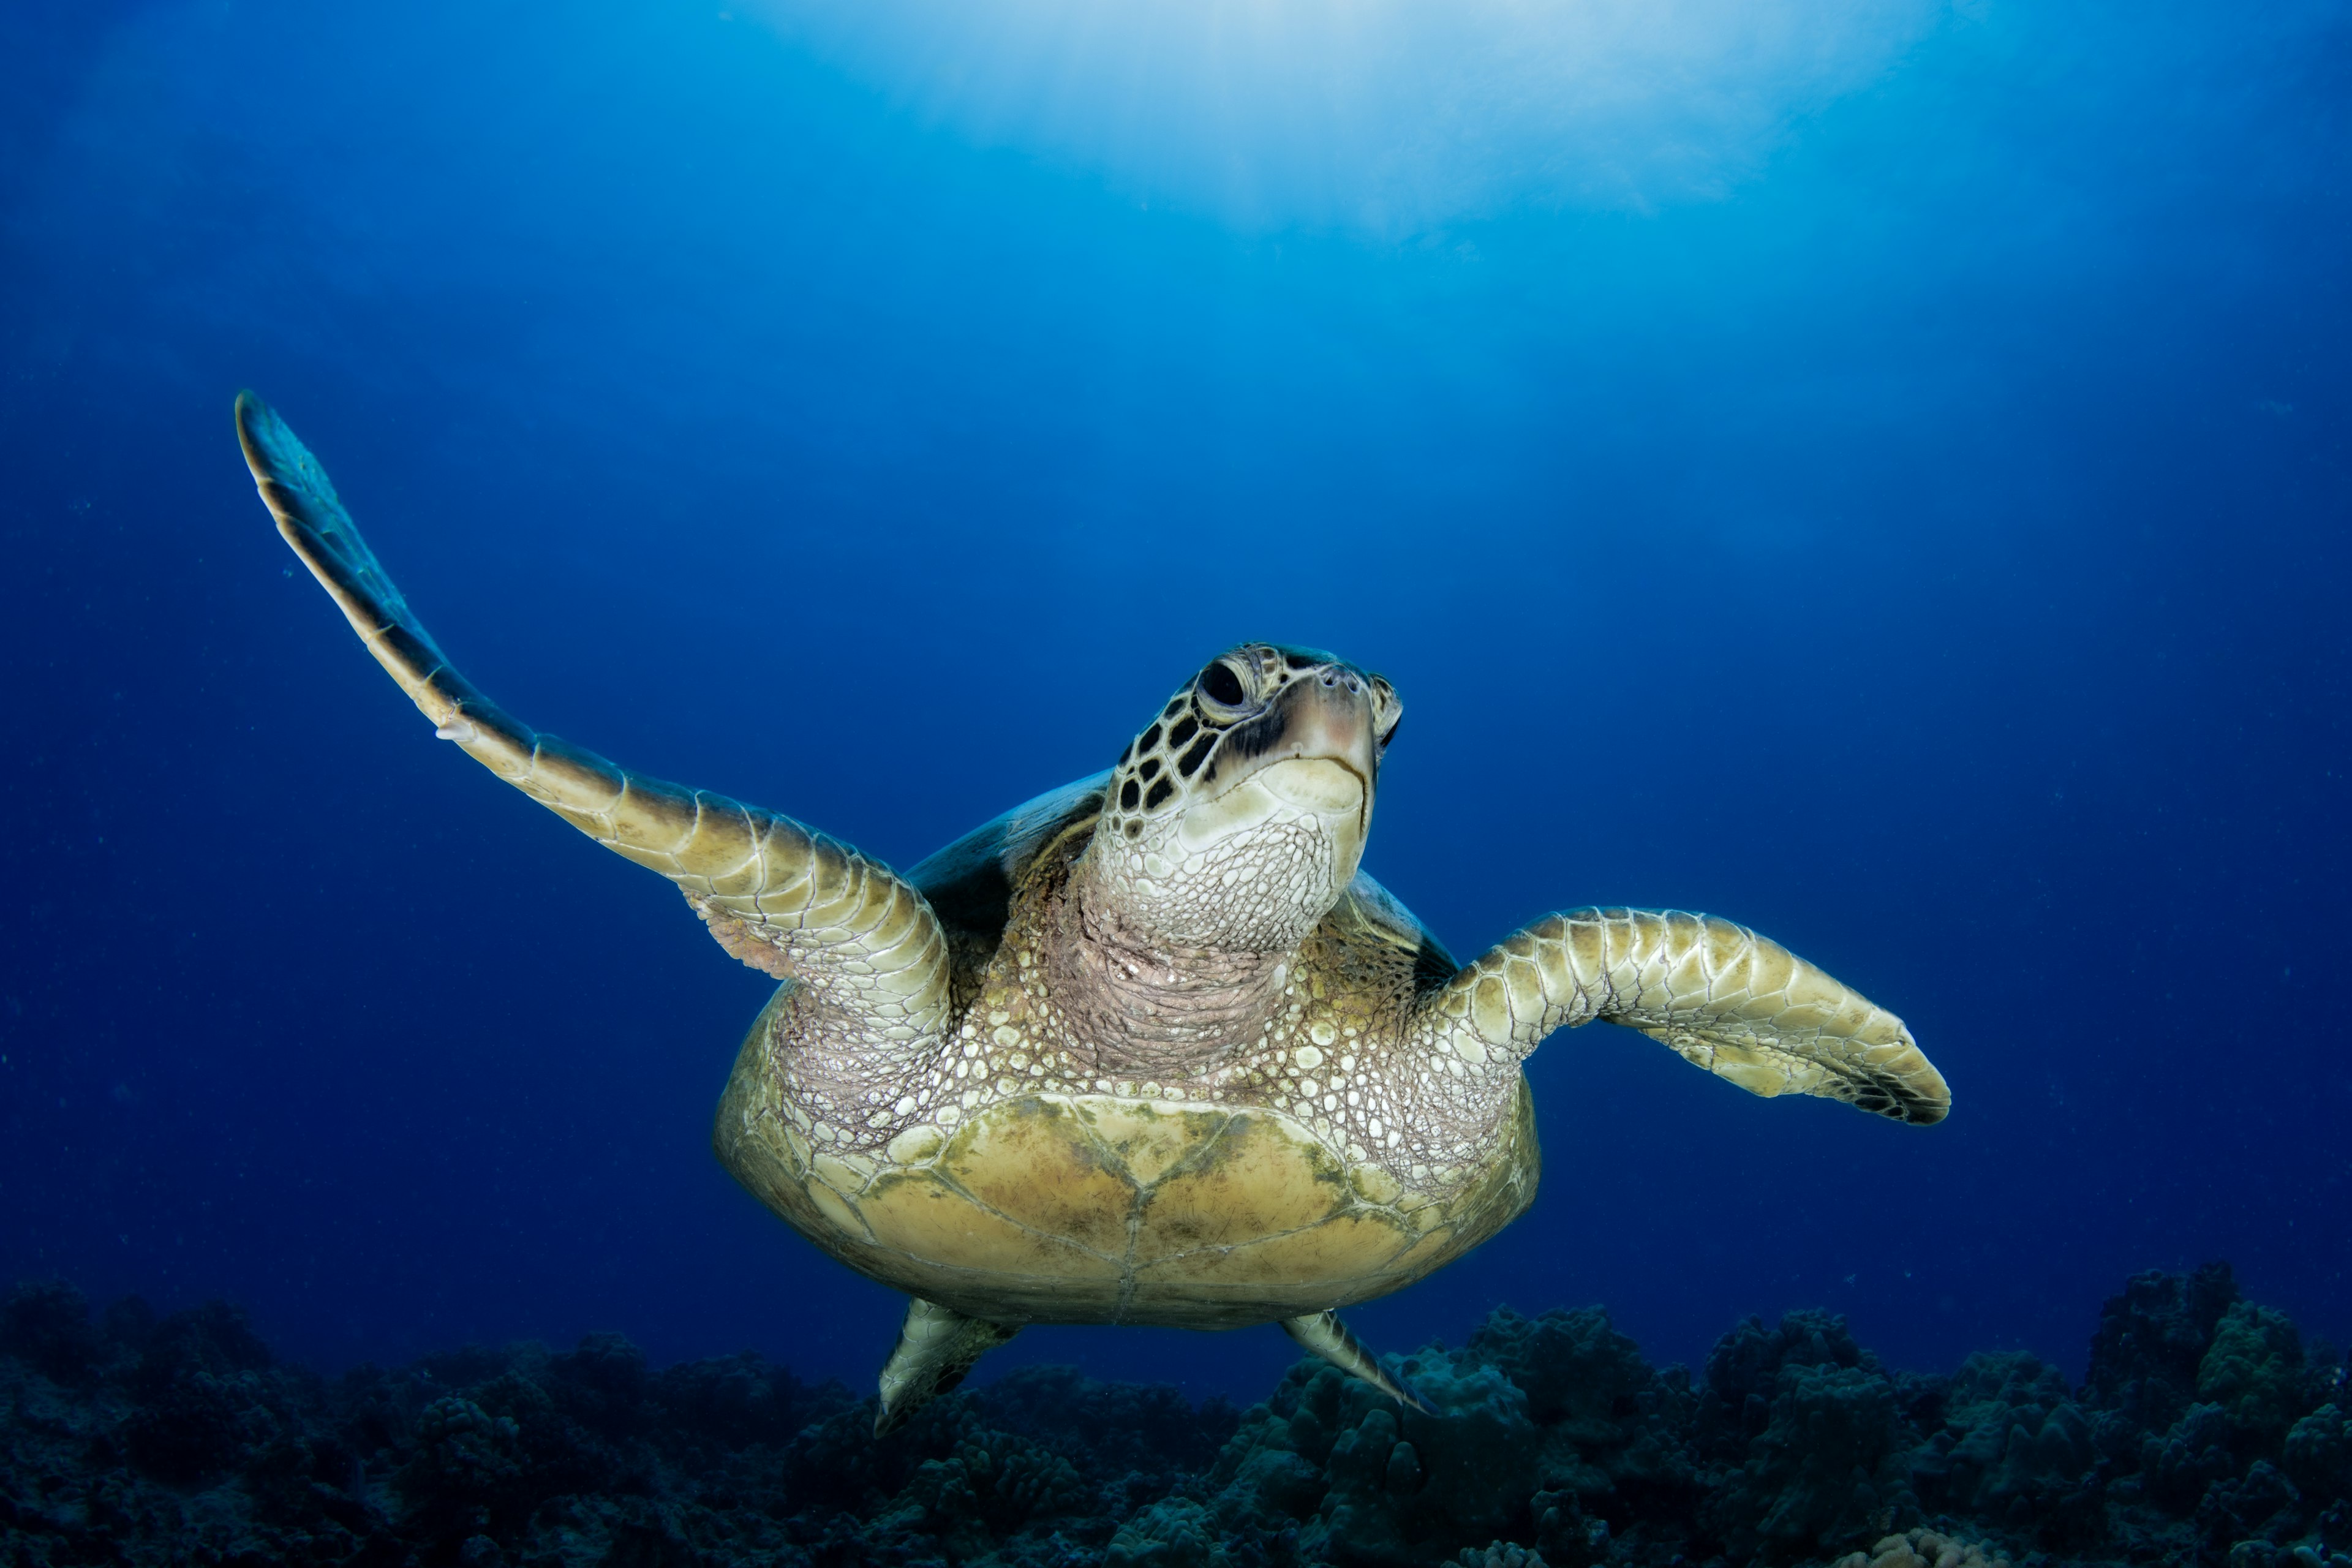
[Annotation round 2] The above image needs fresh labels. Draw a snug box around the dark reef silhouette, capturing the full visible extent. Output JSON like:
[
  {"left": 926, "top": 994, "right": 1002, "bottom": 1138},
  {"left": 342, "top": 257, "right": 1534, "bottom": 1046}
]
[{"left": 3, "top": 1265, "right": 2348, "bottom": 1568}]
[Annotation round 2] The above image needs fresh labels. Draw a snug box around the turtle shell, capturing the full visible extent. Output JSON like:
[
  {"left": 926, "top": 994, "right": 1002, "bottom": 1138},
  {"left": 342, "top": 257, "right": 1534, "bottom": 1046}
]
[{"left": 714, "top": 1004, "right": 1540, "bottom": 1330}]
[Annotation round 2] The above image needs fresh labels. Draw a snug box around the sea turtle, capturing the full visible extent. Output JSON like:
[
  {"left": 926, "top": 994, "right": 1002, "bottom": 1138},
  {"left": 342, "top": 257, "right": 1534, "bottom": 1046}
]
[{"left": 235, "top": 392, "right": 1950, "bottom": 1430}]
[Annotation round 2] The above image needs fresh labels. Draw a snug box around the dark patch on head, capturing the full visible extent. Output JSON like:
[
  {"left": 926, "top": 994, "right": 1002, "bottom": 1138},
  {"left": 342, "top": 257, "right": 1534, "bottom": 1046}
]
[
  {"left": 1139, "top": 723, "right": 1161, "bottom": 752},
  {"left": 1139, "top": 758, "right": 1160, "bottom": 780},
  {"left": 1177, "top": 734, "right": 1216, "bottom": 777},
  {"left": 1219, "top": 705, "right": 1289, "bottom": 766},
  {"left": 1167, "top": 715, "right": 1199, "bottom": 748},
  {"left": 1284, "top": 652, "right": 1317, "bottom": 669},
  {"left": 1124, "top": 821, "right": 1140, "bottom": 839},
  {"left": 1144, "top": 777, "right": 1174, "bottom": 810},
  {"left": 1164, "top": 699, "right": 1185, "bottom": 718},
  {"left": 1120, "top": 779, "right": 1140, "bottom": 810},
  {"left": 1120, "top": 737, "right": 1135, "bottom": 765}
]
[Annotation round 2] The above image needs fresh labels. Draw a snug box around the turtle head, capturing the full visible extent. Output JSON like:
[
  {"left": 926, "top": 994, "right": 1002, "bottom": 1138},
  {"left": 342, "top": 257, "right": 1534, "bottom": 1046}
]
[{"left": 1084, "top": 644, "right": 1403, "bottom": 954}]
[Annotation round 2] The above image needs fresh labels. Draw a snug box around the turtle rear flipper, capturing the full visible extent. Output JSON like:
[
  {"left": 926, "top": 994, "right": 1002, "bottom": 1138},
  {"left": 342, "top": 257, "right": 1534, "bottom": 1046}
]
[
  {"left": 235, "top": 392, "right": 951, "bottom": 1048},
  {"left": 873, "top": 1298, "right": 1021, "bottom": 1436},
  {"left": 1282, "top": 1311, "right": 1431, "bottom": 1413},
  {"left": 1422, "top": 908, "right": 1948, "bottom": 1126}
]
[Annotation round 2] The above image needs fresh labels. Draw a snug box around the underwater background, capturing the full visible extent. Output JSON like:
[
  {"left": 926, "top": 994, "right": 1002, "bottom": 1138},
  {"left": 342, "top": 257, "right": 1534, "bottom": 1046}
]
[{"left": 2, "top": 0, "right": 2349, "bottom": 1457}]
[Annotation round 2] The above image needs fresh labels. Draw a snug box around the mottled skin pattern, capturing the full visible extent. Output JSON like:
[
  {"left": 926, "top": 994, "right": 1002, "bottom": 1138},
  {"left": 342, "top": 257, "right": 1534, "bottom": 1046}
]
[{"left": 237, "top": 392, "right": 1950, "bottom": 1428}]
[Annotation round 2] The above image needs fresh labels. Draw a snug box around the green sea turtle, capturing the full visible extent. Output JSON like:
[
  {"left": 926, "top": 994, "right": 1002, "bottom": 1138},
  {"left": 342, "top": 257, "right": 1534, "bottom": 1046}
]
[{"left": 235, "top": 392, "right": 1950, "bottom": 1430}]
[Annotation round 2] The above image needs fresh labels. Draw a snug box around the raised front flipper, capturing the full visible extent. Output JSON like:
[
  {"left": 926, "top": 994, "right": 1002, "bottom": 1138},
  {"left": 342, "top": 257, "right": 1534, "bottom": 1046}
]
[
  {"left": 236, "top": 393, "right": 952, "bottom": 1063},
  {"left": 1419, "top": 908, "right": 1948, "bottom": 1125}
]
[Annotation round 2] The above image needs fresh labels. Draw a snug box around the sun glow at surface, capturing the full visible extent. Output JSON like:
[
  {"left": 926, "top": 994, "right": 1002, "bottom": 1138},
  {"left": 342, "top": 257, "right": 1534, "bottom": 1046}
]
[{"left": 753, "top": 0, "right": 1949, "bottom": 230}]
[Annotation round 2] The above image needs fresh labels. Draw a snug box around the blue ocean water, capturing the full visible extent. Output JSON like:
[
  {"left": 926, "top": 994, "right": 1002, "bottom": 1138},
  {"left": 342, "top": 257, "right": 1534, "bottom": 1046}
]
[{"left": 0, "top": 0, "right": 2345, "bottom": 1414}]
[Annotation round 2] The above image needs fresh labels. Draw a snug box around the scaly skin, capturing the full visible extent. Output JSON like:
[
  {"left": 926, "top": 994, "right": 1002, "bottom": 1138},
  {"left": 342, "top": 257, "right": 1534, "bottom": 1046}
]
[{"left": 1416, "top": 908, "right": 1947, "bottom": 1125}]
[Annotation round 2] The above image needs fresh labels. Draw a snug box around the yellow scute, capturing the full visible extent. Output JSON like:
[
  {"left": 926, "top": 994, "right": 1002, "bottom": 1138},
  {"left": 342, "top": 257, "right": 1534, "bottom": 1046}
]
[
  {"left": 940, "top": 1098, "right": 1136, "bottom": 1256},
  {"left": 804, "top": 1181, "right": 867, "bottom": 1242},
  {"left": 858, "top": 1168, "right": 1121, "bottom": 1278},
  {"left": 1136, "top": 1210, "right": 1419, "bottom": 1289},
  {"left": 1077, "top": 1099, "right": 1218, "bottom": 1188},
  {"left": 717, "top": 1086, "right": 1542, "bottom": 1329},
  {"left": 1129, "top": 1113, "right": 1350, "bottom": 1263}
]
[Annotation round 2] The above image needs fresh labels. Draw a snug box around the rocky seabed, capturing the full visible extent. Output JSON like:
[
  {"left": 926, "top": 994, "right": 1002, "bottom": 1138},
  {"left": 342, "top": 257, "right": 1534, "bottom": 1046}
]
[{"left": 2, "top": 1264, "right": 2347, "bottom": 1568}]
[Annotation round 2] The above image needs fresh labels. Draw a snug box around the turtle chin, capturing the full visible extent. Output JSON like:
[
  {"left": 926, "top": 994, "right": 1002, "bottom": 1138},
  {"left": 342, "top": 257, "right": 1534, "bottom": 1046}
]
[
  {"left": 1084, "top": 761, "right": 1366, "bottom": 957},
  {"left": 1176, "top": 759, "right": 1368, "bottom": 889}
]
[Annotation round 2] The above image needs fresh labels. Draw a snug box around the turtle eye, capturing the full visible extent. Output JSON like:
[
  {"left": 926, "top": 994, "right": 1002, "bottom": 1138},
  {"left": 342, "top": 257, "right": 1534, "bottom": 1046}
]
[{"left": 1197, "top": 660, "right": 1249, "bottom": 709}]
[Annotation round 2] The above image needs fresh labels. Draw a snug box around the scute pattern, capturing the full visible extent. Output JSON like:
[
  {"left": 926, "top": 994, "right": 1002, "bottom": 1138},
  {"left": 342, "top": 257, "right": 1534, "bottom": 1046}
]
[{"left": 717, "top": 1072, "right": 1539, "bottom": 1329}]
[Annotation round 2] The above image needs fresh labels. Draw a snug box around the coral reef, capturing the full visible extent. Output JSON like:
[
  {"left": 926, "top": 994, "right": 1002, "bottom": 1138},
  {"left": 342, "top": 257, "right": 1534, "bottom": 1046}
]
[
  {"left": 3, "top": 1265, "right": 2349, "bottom": 1567},
  {"left": 1828, "top": 1526, "right": 2010, "bottom": 1568}
]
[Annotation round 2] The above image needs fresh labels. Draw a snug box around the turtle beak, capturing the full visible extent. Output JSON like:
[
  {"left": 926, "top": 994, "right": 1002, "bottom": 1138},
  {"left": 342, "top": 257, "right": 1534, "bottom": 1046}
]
[
  {"left": 1178, "top": 672, "right": 1380, "bottom": 884},
  {"left": 1262, "top": 671, "right": 1380, "bottom": 800},
  {"left": 1203, "top": 671, "right": 1380, "bottom": 802}
]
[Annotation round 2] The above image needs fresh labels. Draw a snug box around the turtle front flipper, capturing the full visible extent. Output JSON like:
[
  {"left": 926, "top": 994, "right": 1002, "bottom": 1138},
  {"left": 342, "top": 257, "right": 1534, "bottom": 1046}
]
[
  {"left": 235, "top": 393, "right": 951, "bottom": 1048},
  {"left": 874, "top": 1298, "right": 1021, "bottom": 1435},
  {"left": 1420, "top": 908, "right": 1949, "bottom": 1126},
  {"left": 1281, "top": 1311, "right": 1431, "bottom": 1413}
]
